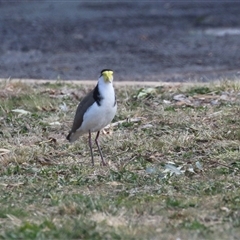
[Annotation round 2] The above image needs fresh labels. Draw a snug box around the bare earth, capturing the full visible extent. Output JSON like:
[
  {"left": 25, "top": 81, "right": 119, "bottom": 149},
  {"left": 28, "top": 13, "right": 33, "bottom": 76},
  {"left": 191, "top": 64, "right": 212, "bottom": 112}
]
[{"left": 0, "top": 1, "right": 240, "bottom": 82}]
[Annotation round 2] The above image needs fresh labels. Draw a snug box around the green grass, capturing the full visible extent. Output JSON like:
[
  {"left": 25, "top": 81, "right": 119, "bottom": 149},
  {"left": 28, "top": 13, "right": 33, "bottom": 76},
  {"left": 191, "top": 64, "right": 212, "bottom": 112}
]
[{"left": 0, "top": 80, "right": 240, "bottom": 239}]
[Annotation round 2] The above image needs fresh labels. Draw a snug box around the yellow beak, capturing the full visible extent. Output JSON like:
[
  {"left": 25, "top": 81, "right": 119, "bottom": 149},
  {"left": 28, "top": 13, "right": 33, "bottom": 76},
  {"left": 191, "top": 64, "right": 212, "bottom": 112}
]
[{"left": 103, "top": 71, "right": 114, "bottom": 82}]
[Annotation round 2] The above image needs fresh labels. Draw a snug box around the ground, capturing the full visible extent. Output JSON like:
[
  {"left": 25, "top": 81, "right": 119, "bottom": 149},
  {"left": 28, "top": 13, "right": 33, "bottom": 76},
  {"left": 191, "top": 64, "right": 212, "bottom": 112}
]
[
  {"left": 0, "top": 2, "right": 240, "bottom": 239},
  {"left": 0, "top": 80, "right": 240, "bottom": 239},
  {"left": 0, "top": 1, "right": 240, "bottom": 81}
]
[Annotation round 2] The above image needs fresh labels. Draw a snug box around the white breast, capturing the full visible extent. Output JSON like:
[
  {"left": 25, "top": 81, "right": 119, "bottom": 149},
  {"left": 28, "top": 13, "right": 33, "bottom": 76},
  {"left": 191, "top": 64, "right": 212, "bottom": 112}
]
[{"left": 78, "top": 77, "right": 117, "bottom": 133}]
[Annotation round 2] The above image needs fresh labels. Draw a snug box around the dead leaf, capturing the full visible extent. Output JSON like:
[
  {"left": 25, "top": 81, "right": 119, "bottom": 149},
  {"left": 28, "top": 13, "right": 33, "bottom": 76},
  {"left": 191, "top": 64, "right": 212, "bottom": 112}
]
[
  {"left": 173, "top": 94, "right": 186, "bottom": 101},
  {"left": 0, "top": 148, "right": 10, "bottom": 156},
  {"left": 12, "top": 109, "right": 31, "bottom": 115},
  {"left": 106, "top": 181, "right": 123, "bottom": 186},
  {"left": 36, "top": 157, "right": 56, "bottom": 165}
]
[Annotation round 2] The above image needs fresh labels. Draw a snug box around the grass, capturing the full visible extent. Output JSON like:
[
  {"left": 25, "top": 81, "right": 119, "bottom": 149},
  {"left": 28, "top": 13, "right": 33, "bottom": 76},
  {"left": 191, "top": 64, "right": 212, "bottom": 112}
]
[{"left": 0, "top": 79, "right": 240, "bottom": 239}]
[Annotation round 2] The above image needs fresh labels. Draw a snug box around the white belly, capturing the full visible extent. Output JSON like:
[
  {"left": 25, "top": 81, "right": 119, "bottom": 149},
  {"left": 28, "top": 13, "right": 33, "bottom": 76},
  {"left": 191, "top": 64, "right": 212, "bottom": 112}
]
[{"left": 79, "top": 102, "right": 117, "bottom": 133}]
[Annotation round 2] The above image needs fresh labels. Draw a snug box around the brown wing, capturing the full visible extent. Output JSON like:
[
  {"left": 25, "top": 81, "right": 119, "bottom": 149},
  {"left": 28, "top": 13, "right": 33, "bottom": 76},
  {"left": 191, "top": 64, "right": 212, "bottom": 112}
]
[{"left": 70, "top": 89, "right": 95, "bottom": 133}]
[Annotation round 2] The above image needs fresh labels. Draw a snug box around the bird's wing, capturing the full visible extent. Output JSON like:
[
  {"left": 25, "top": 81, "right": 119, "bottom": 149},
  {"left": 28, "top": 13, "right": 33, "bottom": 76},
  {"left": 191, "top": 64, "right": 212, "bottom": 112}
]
[{"left": 70, "top": 89, "right": 95, "bottom": 133}]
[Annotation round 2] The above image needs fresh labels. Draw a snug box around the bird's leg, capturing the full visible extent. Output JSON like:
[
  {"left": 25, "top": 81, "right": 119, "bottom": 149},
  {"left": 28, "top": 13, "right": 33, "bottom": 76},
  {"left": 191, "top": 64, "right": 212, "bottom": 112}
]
[
  {"left": 88, "top": 130, "right": 94, "bottom": 166},
  {"left": 95, "top": 131, "right": 107, "bottom": 166}
]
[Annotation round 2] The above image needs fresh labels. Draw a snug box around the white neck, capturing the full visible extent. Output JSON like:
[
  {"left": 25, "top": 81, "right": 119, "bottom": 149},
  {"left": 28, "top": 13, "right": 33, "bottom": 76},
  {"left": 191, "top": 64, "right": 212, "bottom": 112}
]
[{"left": 97, "top": 76, "right": 115, "bottom": 103}]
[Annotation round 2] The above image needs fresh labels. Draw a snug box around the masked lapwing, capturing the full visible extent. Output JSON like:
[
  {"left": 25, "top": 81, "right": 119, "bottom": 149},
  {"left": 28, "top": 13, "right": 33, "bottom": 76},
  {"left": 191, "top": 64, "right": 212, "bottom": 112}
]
[{"left": 66, "top": 69, "right": 117, "bottom": 166}]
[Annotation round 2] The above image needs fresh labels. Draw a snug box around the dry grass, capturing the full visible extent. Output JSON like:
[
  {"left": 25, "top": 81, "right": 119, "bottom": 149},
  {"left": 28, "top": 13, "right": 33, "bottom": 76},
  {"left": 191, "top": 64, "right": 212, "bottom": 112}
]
[{"left": 0, "top": 79, "right": 240, "bottom": 239}]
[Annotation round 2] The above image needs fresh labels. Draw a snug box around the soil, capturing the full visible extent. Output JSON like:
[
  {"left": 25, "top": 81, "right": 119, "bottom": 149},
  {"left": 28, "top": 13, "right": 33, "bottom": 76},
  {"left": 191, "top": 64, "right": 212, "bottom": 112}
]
[{"left": 0, "top": 1, "right": 240, "bottom": 82}]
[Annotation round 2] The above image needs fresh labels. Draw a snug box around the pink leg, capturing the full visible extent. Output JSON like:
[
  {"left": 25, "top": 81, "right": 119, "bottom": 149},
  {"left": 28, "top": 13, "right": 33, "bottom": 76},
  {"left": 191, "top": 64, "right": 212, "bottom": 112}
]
[
  {"left": 95, "top": 131, "right": 107, "bottom": 166},
  {"left": 88, "top": 130, "right": 94, "bottom": 166}
]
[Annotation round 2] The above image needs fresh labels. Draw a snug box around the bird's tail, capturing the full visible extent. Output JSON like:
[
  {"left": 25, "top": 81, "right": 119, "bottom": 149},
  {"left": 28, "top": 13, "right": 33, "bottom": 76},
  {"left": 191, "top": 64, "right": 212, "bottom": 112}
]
[
  {"left": 66, "top": 131, "right": 81, "bottom": 143},
  {"left": 66, "top": 132, "right": 72, "bottom": 141}
]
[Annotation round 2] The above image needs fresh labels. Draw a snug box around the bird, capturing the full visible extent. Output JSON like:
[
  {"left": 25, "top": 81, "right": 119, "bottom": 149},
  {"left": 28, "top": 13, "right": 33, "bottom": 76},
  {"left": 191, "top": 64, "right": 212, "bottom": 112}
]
[{"left": 66, "top": 69, "right": 117, "bottom": 166}]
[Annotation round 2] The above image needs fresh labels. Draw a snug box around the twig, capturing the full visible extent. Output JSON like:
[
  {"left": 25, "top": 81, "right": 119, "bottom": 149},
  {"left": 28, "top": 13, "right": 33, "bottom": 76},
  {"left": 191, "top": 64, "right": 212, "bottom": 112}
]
[
  {"left": 206, "top": 159, "right": 235, "bottom": 169},
  {"left": 104, "top": 117, "right": 144, "bottom": 129}
]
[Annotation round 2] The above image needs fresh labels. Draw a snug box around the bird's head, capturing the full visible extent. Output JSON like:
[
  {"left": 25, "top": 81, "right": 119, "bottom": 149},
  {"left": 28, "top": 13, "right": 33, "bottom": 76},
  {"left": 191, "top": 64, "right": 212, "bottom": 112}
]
[{"left": 100, "top": 69, "right": 114, "bottom": 83}]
